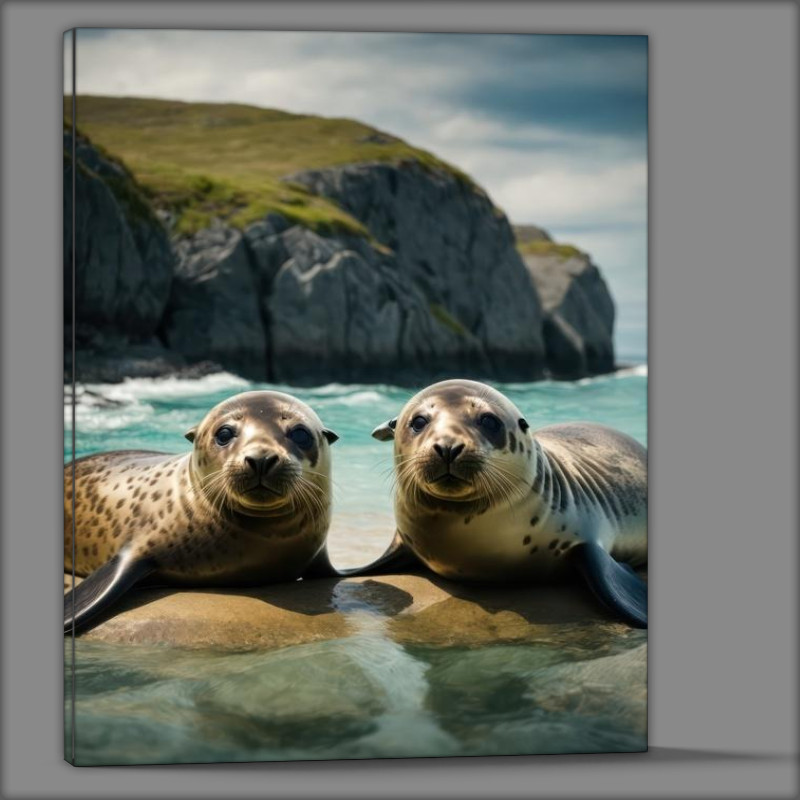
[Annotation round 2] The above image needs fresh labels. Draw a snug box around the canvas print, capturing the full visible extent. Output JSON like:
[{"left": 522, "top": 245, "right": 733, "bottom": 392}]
[{"left": 64, "top": 30, "right": 648, "bottom": 765}]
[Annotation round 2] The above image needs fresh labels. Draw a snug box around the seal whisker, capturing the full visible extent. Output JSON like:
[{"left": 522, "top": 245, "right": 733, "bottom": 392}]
[
  {"left": 486, "top": 462, "right": 531, "bottom": 505},
  {"left": 293, "top": 475, "right": 328, "bottom": 521}
]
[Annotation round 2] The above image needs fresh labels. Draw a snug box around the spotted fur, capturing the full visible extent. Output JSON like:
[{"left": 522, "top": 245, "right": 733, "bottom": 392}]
[{"left": 64, "top": 391, "right": 337, "bottom": 588}]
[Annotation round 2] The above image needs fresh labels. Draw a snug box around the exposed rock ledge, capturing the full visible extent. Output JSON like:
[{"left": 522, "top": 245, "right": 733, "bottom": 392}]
[{"left": 66, "top": 572, "right": 642, "bottom": 651}]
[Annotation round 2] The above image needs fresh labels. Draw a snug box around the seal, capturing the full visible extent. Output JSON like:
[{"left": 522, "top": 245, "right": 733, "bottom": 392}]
[
  {"left": 64, "top": 390, "right": 340, "bottom": 632},
  {"left": 365, "top": 379, "right": 648, "bottom": 627}
]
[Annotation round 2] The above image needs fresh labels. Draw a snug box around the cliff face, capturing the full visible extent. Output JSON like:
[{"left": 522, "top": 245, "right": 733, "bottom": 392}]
[
  {"left": 160, "top": 225, "right": 267, "bottom": 380},
  {"left": 521, "top": 245, "right": 616, "bottom": 378},
  {"left": 259, "top": 222, "right": 474, "bottom": 385},
  {"left": 66, "top": 127, "right": 616, "bottom": 385},
  {"left": 290, "top": 164, "right": 547, "bottom": 379},
  {"left": 64, "top": 131, "right": 174, "bottom": 347},
  {"left": 158, "top": 198, "right": 500, "bottom": 385}
]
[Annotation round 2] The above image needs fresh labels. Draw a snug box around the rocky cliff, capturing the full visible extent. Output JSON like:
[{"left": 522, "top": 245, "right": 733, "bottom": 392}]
[
  {"left": 516, "top": 230, "right": 615, "bottom": 378},
  {"left": 64, "top": 130, "right": 211, "bottom": 382},
  {"left": 65, "top": 102, "right": 616, "bottom": 385}
]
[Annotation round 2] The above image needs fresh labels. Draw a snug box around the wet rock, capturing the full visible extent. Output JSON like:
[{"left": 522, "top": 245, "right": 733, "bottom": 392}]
[
  {"left": 527, "top": 643, "right": 647, "bottom": 733},
  {"left": 65, "top": 573, "right": 646, "bottom": 762},
  {"left": 65, "top": 339, "right": 223, "bottom": 384},
  {"left": 70, "top": 573, "right": 641, "bottom": 651}
]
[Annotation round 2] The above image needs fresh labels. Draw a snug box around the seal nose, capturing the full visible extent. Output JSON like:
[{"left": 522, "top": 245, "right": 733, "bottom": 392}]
[
  {"left": 433, "top": 442, "right": 465, "bottom": 466},
  {"left": 244, "top": 454, "right": 279, "bottom": 479}
]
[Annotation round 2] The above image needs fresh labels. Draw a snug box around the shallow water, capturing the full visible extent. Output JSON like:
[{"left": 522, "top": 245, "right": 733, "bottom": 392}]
[{"left": 64, "top": 368, "right": 647, "bottom": 765}]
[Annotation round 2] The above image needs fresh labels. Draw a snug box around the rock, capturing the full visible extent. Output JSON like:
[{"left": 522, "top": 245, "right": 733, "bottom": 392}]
[
  {"left": 66, "top": 572, "right": 646, "bottom": 763},
  {"left": 521, "top": 244, "right": 616, "bottom": 377},
  {"left": 289, "top": 162, "right": 547, "bottom": 381},
  {"left": 65, "top": 339, "right": 223, "bottom": 383},
  {"left": 160, "top": 224, "right": 268, "bottom": 381},
  {"left": 64, "top": 130, "right": 178, "bottom": 382},
  {"left": 265, "top": 227, "right": 481, "bottom": 385},
  {"left": 64, "top": 131, "right": 174, "bottom": 348},
  {"left": 242, "top": 219, "right": 291, "bottom": 288},
  {"left": 65, "top": 129, "right": 618, "bottom": 385},
  {"left": 523, "top": 643, "right": 647, "bottom": 741},
  {"left": 70, "top": 572, "right": 640, "bottom": 651}
]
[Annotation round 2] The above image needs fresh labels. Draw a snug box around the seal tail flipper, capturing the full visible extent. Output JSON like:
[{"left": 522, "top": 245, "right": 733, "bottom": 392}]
[
  {"left": 570, "top": 541, "right": 648, "bottom": 629},
  {"left": 64, "top": 549, "right": 156, "bottom": 633}
]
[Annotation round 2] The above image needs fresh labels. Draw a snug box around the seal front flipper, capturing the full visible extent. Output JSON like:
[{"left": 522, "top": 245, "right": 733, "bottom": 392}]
[
  {"left": 301, "top": 546, "right": 341, "bottom": 579},
  {"left": 343, "top": 532, "right": 425, "bottom": 577},
  {"left": 570, "top": 541, "right": 647, "bottom": 629},
  {"left": 300, "top": 536, "right": 423, "bottom": 579},
  {"left": 64, "top": 548, "right": 156, "bottom": 633}
]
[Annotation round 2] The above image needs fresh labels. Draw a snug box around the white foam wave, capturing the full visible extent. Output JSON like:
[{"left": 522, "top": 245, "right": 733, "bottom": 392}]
[
  {"left": 292, "top": 382, "right": 402, "bottom": 398},
  {"left": 64, "top": 363, "right": 646, "bottom": 425},
  {"left": 334, "top": 390, "right": 386, "bottom": 406},
  {"left": 69, "top": 404, "right": 155, "bottom": 432},
  {"left": 78, "top": 371, "right": 251, "bottom": 405},
  {"left": 573, "top": 364, "right": 648, "bottom": 387},
  {"left": 614, "top": 363, "right": 648, "bottom": 378}
]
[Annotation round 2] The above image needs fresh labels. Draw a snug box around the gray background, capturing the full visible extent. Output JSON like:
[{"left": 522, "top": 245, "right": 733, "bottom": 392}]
[{"left": 1, "top": 1, "right": 797, "bottom": 797}]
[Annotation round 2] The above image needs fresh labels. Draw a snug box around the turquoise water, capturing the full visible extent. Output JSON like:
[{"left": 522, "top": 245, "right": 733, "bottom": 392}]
[{"left": 64, "top": 369, "right": 647, "bottom": 765}]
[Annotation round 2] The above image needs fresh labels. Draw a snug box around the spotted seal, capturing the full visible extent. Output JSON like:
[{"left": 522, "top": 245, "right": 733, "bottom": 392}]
[
  {"left": 365, "top": 379, "right": 648, "bottom": 627},
  {"left": 64, "top": 390, "right": 339, "bottom": 632}
]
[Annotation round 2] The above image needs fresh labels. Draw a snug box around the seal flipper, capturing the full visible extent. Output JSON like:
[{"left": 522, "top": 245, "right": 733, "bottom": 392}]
[
  {"left": 301, "top": 536, "right": 424, "bottom": 580},
  {"left": 570, "top": 541, "right": 647, "bottom": 629},
  {"left": 342, "top": 532, "right": 425, "bottom": 577},
  {"left": 64, "top": 548, "right": 156, "bottom": 633},
  {"left": 301, "top": 546, "right": 342, "bottom": 579}
]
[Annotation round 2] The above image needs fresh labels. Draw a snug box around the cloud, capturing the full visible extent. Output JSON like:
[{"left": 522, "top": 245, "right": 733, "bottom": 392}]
[{"left": 493, "top": 161, "right": 647, "bottom": 228}]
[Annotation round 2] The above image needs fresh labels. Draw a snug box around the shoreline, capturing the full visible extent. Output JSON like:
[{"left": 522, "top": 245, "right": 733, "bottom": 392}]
[{"left": 63, "top": 359, "right": 647, "bottom": 391}]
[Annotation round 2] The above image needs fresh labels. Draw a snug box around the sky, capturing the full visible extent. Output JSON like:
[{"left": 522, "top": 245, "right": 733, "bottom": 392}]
[{"left": 65, "top": 30, "right": 648, "bottom": 361}]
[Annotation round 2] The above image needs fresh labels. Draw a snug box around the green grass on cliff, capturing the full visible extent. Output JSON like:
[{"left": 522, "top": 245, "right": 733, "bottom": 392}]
[
  {"left": 516, "top": 239, "right": 584, "bottom": 260},
  {"left": 66, "top": 96, "right": 473, "bottom": 236}
]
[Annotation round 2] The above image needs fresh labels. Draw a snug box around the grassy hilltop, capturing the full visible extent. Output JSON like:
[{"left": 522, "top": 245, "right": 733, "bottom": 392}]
[{"left": 65, "top": 95, "right": 469, "bottom": 236}]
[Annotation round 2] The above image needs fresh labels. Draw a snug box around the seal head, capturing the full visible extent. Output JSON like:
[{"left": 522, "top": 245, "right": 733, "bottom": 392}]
[
  {"left": 185, "top": 390, "right": 338, "bottom": 518},
  {"left": 372, "top": 379, "right": 533, "bottom": 514}
]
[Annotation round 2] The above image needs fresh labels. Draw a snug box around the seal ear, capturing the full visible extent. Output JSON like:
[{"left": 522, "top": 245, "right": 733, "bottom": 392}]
[
  {"left": 184, "top": 426, "right": 197, "bottom": 443},
  {"left": 322, "top": 429, "right": 339, "bottom": 445},
  {"left": 518, "top": 418, "right": 530, "bottom": 433},
  {"left": 371, "top": 418, "right": 397, "bottom": 441}
]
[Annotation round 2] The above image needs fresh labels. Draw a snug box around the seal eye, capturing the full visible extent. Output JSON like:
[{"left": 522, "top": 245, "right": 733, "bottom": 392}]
[
  {"left": 478, "top": 413, "right": 502, "bottom": 433},
  {"left": 288, "top": 426, "right": 313, "bottom": 449},
  {"left": 410, "top": 416, "right": 429, "bottom": 433},
  {"left": 214, "top": 426, "right": 235, "bottom": 446}
]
